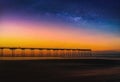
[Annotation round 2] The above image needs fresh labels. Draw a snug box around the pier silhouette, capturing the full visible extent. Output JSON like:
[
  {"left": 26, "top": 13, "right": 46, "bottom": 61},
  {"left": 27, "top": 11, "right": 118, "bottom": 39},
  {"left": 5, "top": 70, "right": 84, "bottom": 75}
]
[{"left": 0, "top": 47, "right": 92, "bottom": 57}]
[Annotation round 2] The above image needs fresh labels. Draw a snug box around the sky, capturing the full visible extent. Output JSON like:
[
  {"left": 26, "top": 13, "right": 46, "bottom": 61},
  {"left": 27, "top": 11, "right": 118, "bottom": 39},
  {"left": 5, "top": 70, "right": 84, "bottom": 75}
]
[{"left": 0, "top": 0, "right": 120, "bottom": 51}]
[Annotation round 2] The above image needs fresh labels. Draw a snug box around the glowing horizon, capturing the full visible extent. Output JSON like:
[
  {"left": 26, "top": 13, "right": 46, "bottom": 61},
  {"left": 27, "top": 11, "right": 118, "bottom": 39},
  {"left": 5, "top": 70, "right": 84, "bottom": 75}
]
[{"left": 0, "top": 16, "right": 120, "bottom": 51}]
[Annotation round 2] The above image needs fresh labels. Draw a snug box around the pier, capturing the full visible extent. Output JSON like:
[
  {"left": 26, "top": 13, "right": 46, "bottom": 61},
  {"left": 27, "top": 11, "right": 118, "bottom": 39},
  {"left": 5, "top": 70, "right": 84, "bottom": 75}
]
[{"left": 0, "top": 47, "right": 92, "bottom": 57}]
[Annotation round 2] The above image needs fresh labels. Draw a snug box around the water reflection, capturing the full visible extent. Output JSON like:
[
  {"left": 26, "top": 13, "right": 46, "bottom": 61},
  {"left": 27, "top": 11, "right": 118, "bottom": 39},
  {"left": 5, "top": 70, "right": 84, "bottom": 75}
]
[{"left": 0, "top": 57, "right": 120, "bottom": 60}]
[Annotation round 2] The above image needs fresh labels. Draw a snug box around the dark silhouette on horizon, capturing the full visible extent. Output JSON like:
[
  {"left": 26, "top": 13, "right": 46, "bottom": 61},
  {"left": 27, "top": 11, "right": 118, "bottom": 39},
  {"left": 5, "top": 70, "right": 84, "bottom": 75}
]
[{"left": 0, "top": 47, "right": 92, "bottom": 57}]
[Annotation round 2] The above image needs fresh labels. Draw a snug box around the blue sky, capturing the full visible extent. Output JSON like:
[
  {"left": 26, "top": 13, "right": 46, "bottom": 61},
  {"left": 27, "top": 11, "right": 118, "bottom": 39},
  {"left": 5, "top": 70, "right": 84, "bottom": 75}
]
[{"left": 0, "top": 0, "right": 120, "bottom": 36}]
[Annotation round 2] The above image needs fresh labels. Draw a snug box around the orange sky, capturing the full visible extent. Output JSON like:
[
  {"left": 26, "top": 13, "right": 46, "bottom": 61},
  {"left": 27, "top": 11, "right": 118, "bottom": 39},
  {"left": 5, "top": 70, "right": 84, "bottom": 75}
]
[{"left": 0, "top": 18, "right": 120, "bottom": 51}]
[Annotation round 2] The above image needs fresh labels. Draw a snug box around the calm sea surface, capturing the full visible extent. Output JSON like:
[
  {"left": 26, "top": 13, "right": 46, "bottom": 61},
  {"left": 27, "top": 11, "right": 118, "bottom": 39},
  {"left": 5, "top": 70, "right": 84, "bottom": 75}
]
[{"left": 0, "top": 57, "right": 120, "bottom": 82}]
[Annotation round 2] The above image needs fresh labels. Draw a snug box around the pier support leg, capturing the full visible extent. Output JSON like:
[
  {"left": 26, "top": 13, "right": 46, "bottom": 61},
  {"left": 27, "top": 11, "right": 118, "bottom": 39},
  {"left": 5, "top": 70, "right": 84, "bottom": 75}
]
[
  {"left": 39, "top": 50, "right": 42, "bottom": 57},
  {"left": 0, "top": 49, "right": 3, "bottom": 57},
  {"left": 21, "top": 49, "right": 25, "bottom": 57},
  {"left": 11, "top": 49, "right": 15, "bottom": 57},
  {"left": 31, "top": 49, "right": 34, "bottom": 57}
]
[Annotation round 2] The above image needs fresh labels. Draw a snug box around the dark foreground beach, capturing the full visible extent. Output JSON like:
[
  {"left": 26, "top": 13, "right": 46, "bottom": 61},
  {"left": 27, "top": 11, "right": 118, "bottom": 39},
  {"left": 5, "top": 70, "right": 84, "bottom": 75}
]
[{"left": 0, "top": 58, "right": 120, "bottom": 82}]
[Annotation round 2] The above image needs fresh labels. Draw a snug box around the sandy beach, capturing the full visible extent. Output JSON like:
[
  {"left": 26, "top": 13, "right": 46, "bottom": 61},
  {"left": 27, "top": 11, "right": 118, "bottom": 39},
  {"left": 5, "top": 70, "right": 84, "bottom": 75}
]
[{"left": 0, "top": 59, "right": 120, "bottom": 82}]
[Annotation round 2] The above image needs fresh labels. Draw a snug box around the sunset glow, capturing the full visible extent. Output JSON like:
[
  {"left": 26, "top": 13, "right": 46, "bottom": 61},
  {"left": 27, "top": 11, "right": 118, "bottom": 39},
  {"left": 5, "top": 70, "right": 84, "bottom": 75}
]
[{"left": 0, "top": 16, "right": 120, "bottom": 51}]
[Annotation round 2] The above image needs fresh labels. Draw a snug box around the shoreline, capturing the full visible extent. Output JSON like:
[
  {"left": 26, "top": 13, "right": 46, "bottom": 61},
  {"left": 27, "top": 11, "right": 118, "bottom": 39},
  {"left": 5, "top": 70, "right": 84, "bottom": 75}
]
[{"left": 0, "top": 57, "right": 120, "bottom": 60}]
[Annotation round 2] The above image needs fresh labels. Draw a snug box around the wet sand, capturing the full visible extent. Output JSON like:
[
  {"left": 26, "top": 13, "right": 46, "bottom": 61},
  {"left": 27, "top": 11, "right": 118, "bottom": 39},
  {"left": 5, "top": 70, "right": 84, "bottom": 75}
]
[{"left": 0, "top": 59, "right": 120, "bottom": 82}]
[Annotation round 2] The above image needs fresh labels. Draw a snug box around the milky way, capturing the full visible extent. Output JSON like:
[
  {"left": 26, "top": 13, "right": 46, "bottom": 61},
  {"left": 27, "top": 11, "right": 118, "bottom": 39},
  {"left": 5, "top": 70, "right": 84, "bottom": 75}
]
[{"left": 0, "top": 0, "right": 120, "bottom": 50}]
